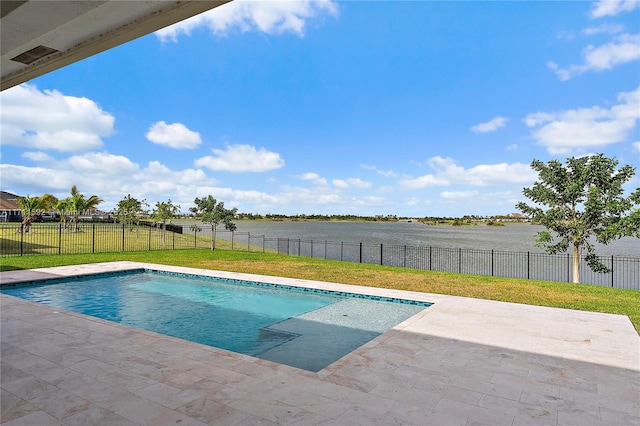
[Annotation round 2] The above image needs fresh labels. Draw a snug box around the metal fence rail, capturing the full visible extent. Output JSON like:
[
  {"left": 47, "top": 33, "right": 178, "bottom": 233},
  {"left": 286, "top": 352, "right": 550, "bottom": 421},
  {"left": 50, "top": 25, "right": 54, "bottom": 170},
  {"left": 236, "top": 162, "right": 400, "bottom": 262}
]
[
  {"left": 0, "top": 222, "right": 210, "bottom": 256},
  {"left": 218, "top": 230, "right": 640, "bottom": 290},
  {"left": 2, "top": 223, "right": 638, "bottom": 290}
]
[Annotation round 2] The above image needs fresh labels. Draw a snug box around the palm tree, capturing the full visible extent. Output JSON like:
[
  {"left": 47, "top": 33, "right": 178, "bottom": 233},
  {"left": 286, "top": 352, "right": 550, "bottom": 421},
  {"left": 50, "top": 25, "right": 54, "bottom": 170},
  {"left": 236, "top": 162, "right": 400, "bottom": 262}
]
[
  {"left": 39, "top": 193, "right": 59, "bottom": 216},
  {"left": 16, "top": 196, "right": 42, "bottom": 233},
  {"left": 66, "top": 185, "right": 103, "bottom": 232},
  {"left": 55, "top": 198, "right": 72, "bottom": 229}
]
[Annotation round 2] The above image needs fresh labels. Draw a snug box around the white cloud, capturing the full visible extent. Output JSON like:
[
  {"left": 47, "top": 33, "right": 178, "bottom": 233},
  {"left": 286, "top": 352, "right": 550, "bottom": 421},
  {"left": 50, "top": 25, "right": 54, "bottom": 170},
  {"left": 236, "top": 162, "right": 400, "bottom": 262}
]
[
  {"left": 0, "top": 151, "right": 220, "bottom": 212},
  {"left": 146, "top": 121, "right": 201, "bottom": 149},
  {"left": 22, "top": 152, "right": 53, "bottom": 162},
  {"left": 332, "top": 178, "right": 371, "bottom": 189},
  {"left": 633, "top": 141, "right": 640, "bottom": 153},
  {"left": 67, "top": 152, "right": 139, "bottom": 175},
  {"left": 137, "top": 161, "right": 209, "bottom": 185},
  {"left": 590, "top": 0, "right": 640, "bottom": 18},
  {"left": 195, "top": 144, "right": 285, "bottom": 172},
  {"left": 361, "top": 164, "right": 399, "bottom": 178},
  {"left": 156, "top": 0, "right": 338, "bottom": 42},
  {"left": 0, "top": 84, "right": 114, "bottom": 152},
  {"left": 550, "top": 33, "right": 640, "bottom": 81},
  {"left": 440, "top": 191, "right": 480, "bottom": 200},
  {"left": 470, "top": 116, "right": 508, "bottom": 133},
  {"left": 399, "top": 174, "right": 448, "bottom": 190},
  {"left": 399, "top": 156, "right": 535, "bottom": 190},
  {"left": 299, "top": 172, "right": 328, "bottom": 185},
  {"left": 582, "top": 23, "right": 625, "bottom": 35},
  {"left": 524, "top": 86, "right": 640, "bottom": 154}
]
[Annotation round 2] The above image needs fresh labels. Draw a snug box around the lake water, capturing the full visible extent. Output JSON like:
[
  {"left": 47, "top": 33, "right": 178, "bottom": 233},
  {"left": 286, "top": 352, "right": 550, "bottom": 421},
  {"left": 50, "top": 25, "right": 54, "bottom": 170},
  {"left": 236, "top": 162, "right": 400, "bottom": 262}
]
[{"left": 179, "top": 220, "right": 639, "bottom": 258}]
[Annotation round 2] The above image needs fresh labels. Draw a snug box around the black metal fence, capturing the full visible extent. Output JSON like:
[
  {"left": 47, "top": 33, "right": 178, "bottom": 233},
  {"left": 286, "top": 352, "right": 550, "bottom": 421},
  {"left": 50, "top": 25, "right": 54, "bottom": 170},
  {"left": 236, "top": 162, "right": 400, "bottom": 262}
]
[
  {"left": 0, "top": 222, "right": 209, "bottom": 256},
  {"left": 217, "top": 230, "right": 640, "bottom": 291},
  {"left": 2, "top": 223, "right": 638, "bottom": 290}
]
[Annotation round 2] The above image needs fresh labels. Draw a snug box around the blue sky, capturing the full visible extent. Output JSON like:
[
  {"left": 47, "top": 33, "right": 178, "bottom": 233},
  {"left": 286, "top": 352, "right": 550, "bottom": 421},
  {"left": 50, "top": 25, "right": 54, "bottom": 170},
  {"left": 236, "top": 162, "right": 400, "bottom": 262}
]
[{"left": 1, "top": 0, "right": 639, "bottom": 217}]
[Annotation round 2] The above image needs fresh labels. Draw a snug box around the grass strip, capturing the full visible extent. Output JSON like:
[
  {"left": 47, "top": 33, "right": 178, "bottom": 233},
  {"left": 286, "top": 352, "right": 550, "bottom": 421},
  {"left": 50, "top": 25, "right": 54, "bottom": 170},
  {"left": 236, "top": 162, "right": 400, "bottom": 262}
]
[{"left": 1, "top": 249, "right": 638, "bottom": 334}]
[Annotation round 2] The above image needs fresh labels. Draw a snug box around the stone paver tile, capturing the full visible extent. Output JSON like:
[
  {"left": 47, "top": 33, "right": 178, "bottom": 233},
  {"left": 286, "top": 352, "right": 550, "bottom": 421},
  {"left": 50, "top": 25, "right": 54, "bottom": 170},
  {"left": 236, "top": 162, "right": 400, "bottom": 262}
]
[
  {"left": 322, "top": 366, "right": 381, "bottom": 393},
  {"left": 26, "top": 386, "right": 91, "bottom": 420},
  {"left": 55, "top": 374, "right": 138, "bottom": 411},
  {"left": 184, "top": 378, "right": 248, "bottom": 400},
  {"left": 323, "top": 404, "right": 392, "bottom": 426},
  {"left": 0, "top": 375, "right": 57, "bottom": 402},
  {"left": 18, "top": 361, "right": 80, "bottom": 387},
  {"left": 0, "top": 388, "right": 40, "bottom": 424},
  {"left": 177, "top": 396, "right": 266, "bottom": 425},
  {"left": 599, "top": 405, "right": 640, "bottom": 426},
  {"left": 63, "top": 404, "right": 139, "bottom": 426},
  {"left": 0, "top": 362, "right": 31, "bottom": 387},
  {"left": 142, "top": 367, "right": 203, "bottom": 389},
  {"left": 477, "top": 394, "right": 558, "bottom": 425},
  {"left": 491, "top": 371, "right": 561, "bottom": 398},
  {"left": 413, "top": 380, "right": 483, "bottom": 406},
  {"left": 432, "top": 397, "right": 515, "bottom": 425},
  {"left": 262, "top": 384, "right": 352, "bottom": 419},
  {"left": 73, "top": 362, "right": 157, "bottom": 392},
  {"left": 227, "top": 393, "right": 303, "bottom": 424},
  {"left": 233, "top": 414, "right": 279, "bottom": 426},
  {"left": 134, "top": 381, "right": 203, "bottom": 410},
  {"left": 384, "top": 400, "right": 468, "bottom": 426},
  {"left": 370, "top": 380, "right": 441, "bottom": 408},
  {"left": 519, "top": 391, "right": 601, "bottom": 419},
  {"left": 1, "top": 409, "right": 64, "bottom": 426},
  {"left": 451, "top": 373, "right": 523, "bottom": 402},
  {"left": 110, "top": 393, "right": 205, "bottom": 425},
  {"left": 556, "top": 407, "right": 604, "bottom": 425}
]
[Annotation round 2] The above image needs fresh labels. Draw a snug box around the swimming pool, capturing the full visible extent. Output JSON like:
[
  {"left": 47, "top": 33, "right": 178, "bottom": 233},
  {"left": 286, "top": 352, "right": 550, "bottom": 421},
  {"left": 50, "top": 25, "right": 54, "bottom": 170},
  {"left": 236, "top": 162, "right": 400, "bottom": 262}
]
[{"left": 1, "top": 268, "right": 431, "bottom": 372}]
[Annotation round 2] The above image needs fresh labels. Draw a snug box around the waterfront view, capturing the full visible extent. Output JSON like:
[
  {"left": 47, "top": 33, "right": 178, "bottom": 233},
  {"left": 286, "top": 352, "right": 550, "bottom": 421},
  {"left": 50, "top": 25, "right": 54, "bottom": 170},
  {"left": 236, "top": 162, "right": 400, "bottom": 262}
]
[{"left": 187, "top": 220, "right": 640, "bottom": 258}]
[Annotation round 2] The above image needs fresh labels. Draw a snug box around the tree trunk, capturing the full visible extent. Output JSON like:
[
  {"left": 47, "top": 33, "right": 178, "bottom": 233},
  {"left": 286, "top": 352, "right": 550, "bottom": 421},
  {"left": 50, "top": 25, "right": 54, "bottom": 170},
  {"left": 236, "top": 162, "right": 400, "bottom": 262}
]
[
  {"left": 211, "top": 225, "right": 216, "bottom": 251},
  {"left": 572, "top": 244, "right": 580, "bottom": 283}
]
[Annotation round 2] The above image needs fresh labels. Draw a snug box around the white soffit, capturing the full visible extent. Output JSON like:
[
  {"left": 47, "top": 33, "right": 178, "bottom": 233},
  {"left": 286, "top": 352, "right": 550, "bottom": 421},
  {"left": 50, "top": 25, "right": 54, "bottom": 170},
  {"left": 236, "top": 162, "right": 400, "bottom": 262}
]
[{"left": 1, "top": 0, "right": 230, "bottom": 90}]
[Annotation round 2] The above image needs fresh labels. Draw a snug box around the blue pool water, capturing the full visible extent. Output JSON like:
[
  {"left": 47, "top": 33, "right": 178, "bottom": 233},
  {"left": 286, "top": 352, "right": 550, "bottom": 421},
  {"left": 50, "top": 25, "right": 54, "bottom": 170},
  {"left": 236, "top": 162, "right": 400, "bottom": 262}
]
[{"left": 1, "top": 269, "right": 430, "bottom": 371}]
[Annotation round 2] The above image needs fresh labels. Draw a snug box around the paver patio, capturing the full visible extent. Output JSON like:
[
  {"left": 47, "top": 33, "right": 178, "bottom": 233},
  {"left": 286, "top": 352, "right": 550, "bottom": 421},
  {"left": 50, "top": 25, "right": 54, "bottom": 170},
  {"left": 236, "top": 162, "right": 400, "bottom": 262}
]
[{"left": 1, "top": 262, "right": 638, "bottom": 425}]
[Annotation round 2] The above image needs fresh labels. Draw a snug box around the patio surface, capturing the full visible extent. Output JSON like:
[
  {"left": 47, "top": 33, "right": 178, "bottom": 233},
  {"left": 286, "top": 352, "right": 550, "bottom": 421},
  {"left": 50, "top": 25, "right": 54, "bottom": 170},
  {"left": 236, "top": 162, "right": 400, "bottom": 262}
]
[{"left": 1, "top": 262, "right": 638, "bottom": 425}]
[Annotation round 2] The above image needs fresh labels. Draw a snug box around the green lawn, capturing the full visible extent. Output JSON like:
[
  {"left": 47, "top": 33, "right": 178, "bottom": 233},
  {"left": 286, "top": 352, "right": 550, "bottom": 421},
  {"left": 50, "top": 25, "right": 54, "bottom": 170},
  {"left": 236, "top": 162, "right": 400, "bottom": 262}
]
[{"left": 2, "top": 248, "right": 639, "bottom": 334}]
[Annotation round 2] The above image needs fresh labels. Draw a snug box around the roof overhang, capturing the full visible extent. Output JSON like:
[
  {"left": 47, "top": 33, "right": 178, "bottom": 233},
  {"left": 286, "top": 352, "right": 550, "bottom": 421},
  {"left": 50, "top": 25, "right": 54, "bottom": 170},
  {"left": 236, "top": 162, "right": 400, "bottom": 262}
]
[{"left": 1, "top": 0, "right": 230, "bottom": 91}]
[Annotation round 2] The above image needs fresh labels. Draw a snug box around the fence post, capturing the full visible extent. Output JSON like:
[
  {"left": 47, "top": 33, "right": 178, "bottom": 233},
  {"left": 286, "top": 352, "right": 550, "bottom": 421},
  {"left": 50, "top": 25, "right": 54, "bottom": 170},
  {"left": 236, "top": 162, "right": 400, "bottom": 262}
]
[
  {"left": 380, "top": 243, "right": 383, "bottom": 266},
  {"left": 567, "top": 253, "right": 570, "bottom": 283},
  {"left": 262, "top": 235, "right": 265, "bottom": 253},
  {"left": 429, "top": 246, "right": 432, "bottom": 270},
  {"left": 19, "top": 227, "right": 23, "bottom": 256},
  {"left": 194, "top": 228, "right": 197, "bottom": 248},
  {"left": 491, "top": 249, "right": 494, "bottom": 276},
  {"left": 458, "top": 248, "right": 462, "bottom": 273},
  {"left": 248, "top": 232, "right": 250, "bottom": 252},
  {"left": 172, "top": 231, "right": 175, "bottom": 249},
  {"left": 341, "top": 242, "right": 344, "bottom": 261},
  {"left": 122, "top": 224, "right": 125, "bottom": 252},
  {"left": 58, "top": 223, "right": 62, "bottom": 254},
  {"left": 359, "top": 242, "right": 363, "bottom": 263},
  {"left": 325, "top": 240, "right": 327, "bottom": 259},
  {"left": 311, "top": 240, "right": 314, "bottom": 258},
  {"left": 232, "top": 231, "right": 234, "bottom": 251},
  {"left": 611, "top": 255, "right": 614, "bottom": 288},
  {"left": 403, "top": 245, "right": 406, "bottom": 268},
  {"left": 148, "top": 225, "right": 152, "bottom": 250},
  {"left": 92, "top": 223, "right": 96, "bottom": 253},
  {"left": 527, "top": 251, "right": 530, "bottom": 280}
]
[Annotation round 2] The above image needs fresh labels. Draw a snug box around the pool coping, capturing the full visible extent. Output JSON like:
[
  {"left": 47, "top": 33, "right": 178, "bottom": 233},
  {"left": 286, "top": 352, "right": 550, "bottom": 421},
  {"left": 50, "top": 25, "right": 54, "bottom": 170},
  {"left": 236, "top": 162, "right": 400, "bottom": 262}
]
[{"left": 2, "top": 261, "right": 639, "bottom": 425}]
